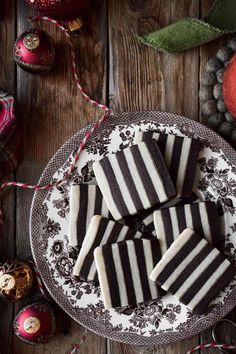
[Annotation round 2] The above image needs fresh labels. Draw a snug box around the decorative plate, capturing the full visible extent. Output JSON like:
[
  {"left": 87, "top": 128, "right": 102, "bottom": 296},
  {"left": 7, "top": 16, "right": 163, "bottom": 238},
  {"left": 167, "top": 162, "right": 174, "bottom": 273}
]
[{"left": 30, "top": 111, "right": 236, "bottom": 346}]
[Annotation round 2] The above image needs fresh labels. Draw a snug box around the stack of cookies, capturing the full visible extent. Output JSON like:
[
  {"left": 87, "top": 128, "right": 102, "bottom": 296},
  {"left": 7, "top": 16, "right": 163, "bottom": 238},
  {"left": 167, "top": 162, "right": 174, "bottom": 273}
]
[{"left": 67, "top": 131, "right": 236, "bottom": 315}]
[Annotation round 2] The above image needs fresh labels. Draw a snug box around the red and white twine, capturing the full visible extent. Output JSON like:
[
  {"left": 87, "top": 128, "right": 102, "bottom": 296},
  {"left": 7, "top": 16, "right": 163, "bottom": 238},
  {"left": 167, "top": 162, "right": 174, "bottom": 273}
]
[
  {"left": 186, "top": 342, "right": 236, "bottom": 353},
  {"left": 0, "top": 15, "right": 110, "bottom": 191},
  {"left": 69, "top": 330, "right": 88, "bottom": 354}
]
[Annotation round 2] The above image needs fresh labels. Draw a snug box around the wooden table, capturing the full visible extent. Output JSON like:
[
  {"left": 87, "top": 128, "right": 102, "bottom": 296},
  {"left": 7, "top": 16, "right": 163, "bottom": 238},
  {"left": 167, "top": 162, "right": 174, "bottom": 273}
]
[{"left": 1, "top": 1, "right": 236, "bottom": 353}]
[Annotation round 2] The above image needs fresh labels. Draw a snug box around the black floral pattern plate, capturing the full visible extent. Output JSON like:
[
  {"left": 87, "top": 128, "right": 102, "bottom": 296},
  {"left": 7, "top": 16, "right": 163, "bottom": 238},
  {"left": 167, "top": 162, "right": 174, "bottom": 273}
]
[{"left": 30, "top": 111, "right": 236, "bottom": 346}]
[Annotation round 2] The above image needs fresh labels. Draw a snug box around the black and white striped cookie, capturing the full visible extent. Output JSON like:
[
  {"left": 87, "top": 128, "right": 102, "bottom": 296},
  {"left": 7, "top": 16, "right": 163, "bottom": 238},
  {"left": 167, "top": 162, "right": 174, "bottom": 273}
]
[
  {"left": 73, "top": 215, "right": 151, "bottom": 282},
  {"left": 150, "top": 228, "right": 236, "bottom": 314},
  {"left": 154, "top": 201, "right": 220, "bottom": 254},
  {"left": 141, "top": 193, "right": 200, "bottom": 236},
  {"left": 94, "top": 238, "right": 162, "bottom": 309},
  {"left": 68, "top": 184, "right": 112, "bottom": 248},
  {"left": 134, "top": 131, "right": 200, "bottom": 198},
  {"left": 93, "top": 140, "right": 176, "bottom": 220}
]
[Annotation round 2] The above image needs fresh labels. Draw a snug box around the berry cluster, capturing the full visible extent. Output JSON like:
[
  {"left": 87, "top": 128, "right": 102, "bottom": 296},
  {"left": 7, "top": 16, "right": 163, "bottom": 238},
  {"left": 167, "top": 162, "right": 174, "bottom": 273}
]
[{"left": 200, "top": 38, "right": 236, "bottom": 148}]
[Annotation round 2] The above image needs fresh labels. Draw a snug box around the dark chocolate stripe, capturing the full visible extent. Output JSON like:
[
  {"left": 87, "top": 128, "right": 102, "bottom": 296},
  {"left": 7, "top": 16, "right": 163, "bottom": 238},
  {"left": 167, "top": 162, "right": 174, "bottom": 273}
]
[
  {"left": 150, "top": 238, "right": 162, "bottom": 266},
  {"left": 116, "top": 151, "right": 143, "bottom": 212},
  {"left": 154, "top": 231, "right": 202, "bottom": 285},
  {"left": 145, "top": 140, "right": 176, "bottom": 199},
  {"left": 134, "top": 240, "right": 152, "bottom": 301},
  {"left": 94, "top": 187, "right": 103, "bottom": 215},
  {"left": 109, "top": 222, "right": 125, "bottom": 243},
  {"left": 77, "top": 185, "right": 88, "bottom": 247},
  {"left": 194, "top": 263, "right": 236, "bottom": 314},
  {"left": 206, "top": 202, "right": 221, "bottom": 249},
  {"left": 79, "top": 218, "right": 109, "bottom": 277},
  {"left": 161, "top": 209, "right": 175, "bottom": 250},
  {"left": 168, "top": 136, "right": 183, "bottom": 186},
  {"left": 181, "top": 139, "right": 200, "bottom": 198},
  {"left": 123, "top": 226, "right": 137, "bottom": 240},
  {"left": 102, "top": 246, "right": 121, "bottom": 308},
  {"left": 176, "top": 204, "right": 187, "bottom": 233},
  {"left": 169, "top": 243, "right": 212, "bottom": 294},
  {"left": 131, "top": 144, "right": 159, "bottom": 204},
  {"left": 118, "top": 242, "right": 137, "bottom": 306},
  {"left": 180, "top": 252, "right": 226, "bottom": 305},
  {"left": 190, "top": 204, "right": 204, "bottom": 237},
  {"left": 100, "top": 158, "right": 129, "bottom": 217},
  {"left": 156, "top": 133, "right": 167, "bottom": 155},
  {"left": 139, "top": 131, "right": 154, "bottom": 143}
]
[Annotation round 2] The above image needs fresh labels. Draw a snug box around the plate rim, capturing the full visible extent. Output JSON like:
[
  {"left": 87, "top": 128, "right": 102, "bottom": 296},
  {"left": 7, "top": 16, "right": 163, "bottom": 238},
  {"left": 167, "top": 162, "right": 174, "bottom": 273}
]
[{"left": 30, "top": 110, "right": 236, "bottom": 346}]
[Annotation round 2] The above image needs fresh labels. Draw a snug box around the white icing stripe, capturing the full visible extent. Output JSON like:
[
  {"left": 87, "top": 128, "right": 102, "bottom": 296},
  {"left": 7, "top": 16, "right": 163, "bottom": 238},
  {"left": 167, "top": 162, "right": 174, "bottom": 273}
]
[
  {"left": 143, "top": 240, "right": 159, "bottom": 299},
  {"left": 101, "top": 197, "right": 108, "bottom": 216},
  {"left": 184, "top": 203, "right": 193, "bottom": 232},
  {"left": 139, "top": 144, "right": 167, "bottom": 203},
  {"left": 73, "top": 215, "right": 102, "bottom": 275},
  {"left": 86, "top": 187, "right": 97, "bottom": 230},
  {"left": 68, "top": 185, "right": 80, "bottom": 247},
  {"left": 111, "top": 243, "right": 129, "bottom": 307},
  {"left": 109, "top": 155, "right": 136, "bottom": 215},
  {"left": 187, "top": 259, "right": 230, "bottom": 310},
  {"left": 93, "top": 162, "right": 122, "bottom": 220},
  {"left": 153, "top": 211, "right": 167, "bottom": 253},
  {"left": 94, "top": 247, "right": 112, "bottom": 308},
  {"left": 164, "top": 135, "right": 175, "bottom": 169},
  {"left": 143, "top": 213, "right": 153, "bottom": 226},
  {"left": 150, "top": 228, "right": 194, "bottom": 281},
  {"left": 127, "top": 241, "right": 144, "bottom": 304},
  {"left": 169, "top": 207, "right": 179, "bottom": 240},
  {"left": 175, "top": 248, "right": 219, "bottom": 298},
  {"left": 133, "top": 131, "right": 144, "bottom": 144},
  {"left": 161, "top": 239, "right": 208, "bottom": 290},
  {"left": 176, "top": 138, "right": 191, "bottom": 196},
  {"left": 124, "top": 148, "right": 150, "bottom": 209},
  {"left": 199, "top": 203, "right": 212, "bottom": 244}
]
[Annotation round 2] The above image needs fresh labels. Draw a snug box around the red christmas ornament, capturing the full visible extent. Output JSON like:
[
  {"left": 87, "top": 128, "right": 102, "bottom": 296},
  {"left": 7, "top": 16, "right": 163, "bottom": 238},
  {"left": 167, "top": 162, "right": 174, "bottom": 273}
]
[
  {"left": 13, "top": 29, "right": 55, "bottom": 74},
  {"left": 223, "top": 53, "right": 236, "bottom": 119},
  {"left": 25, "top": 0, "right": 89, "bottom": 20},
  {"left": 13, "top": 302, "right": 55, "bottom": 344}
]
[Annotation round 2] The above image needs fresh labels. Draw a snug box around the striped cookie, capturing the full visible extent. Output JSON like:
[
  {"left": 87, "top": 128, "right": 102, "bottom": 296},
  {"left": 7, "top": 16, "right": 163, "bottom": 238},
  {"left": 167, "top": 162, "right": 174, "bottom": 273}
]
[
  {"left": 68, "top": 184, "right": 112, "bottom": 248},
  {"left": 73, "top": 215, "right": 151, "bottom": 282},
  {"left": 154, "top": 201, "right": 221, "bottom": 254},
  {"left": 94, "top": 238, "right": 162, "bottom": 309},
  {"left": 150, "top": 228, "right": 236, "bottom": 314},
  {"left": 134, "top": 131, "right": 200, "bottom": 198},
  {"left": 141, "top": 193, "right": 200, "bottom": 236},
  {"left": 93, "top": 140, "right": 176, "bottom": 220}
]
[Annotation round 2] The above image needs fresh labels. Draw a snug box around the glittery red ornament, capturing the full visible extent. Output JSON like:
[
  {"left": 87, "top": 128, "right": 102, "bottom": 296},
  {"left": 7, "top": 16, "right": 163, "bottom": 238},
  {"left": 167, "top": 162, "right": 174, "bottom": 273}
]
[
  {"left": 223, "top": 53, "right": 236, "bottom": 119},
  {"left": 13, "top": 29, "right": 55, "bottom": 74},
  {"left": 25, "top": 0, "right": 89, "bottom": 20},
  {"left": 13, "top": 302, "right": 55, "bottom": 345}
]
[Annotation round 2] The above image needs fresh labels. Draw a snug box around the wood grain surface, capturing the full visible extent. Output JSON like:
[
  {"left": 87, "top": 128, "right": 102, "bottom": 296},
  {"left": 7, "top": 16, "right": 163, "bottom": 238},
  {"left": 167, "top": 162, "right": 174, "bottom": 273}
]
[{"left": 0, "top": 1, "right": 235, "bottom": 353}]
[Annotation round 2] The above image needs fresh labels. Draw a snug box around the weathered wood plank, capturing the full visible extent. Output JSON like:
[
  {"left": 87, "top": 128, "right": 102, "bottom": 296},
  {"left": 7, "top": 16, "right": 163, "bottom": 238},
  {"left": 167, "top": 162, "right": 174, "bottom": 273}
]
[
  {"left": 0, "top": 1, "right": 16, "bottom": 354},
  {"left": 12, "top": 0, "right": 108, "bottom": 353},
  {"left": 108, "top": 0, "right": 200, "bottom": 352},
  {"left": 109, "top": 0, "right": 200, "bottom": 120}
]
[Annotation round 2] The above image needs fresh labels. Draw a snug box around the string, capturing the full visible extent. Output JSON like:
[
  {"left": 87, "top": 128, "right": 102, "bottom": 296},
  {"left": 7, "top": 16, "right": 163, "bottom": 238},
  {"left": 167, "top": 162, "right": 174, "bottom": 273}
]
[
  {"left": 186, "top": 342, "right": 236, "bottom": 353},
  {"left": 0, "top": 15, "right": 110, "bottom": 191}
]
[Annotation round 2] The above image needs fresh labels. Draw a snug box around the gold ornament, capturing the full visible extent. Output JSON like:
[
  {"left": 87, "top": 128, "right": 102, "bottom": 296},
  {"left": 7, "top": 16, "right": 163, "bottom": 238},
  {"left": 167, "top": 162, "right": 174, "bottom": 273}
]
[{"left": 0, "top": 260, "right": 34, "bottom": 301}]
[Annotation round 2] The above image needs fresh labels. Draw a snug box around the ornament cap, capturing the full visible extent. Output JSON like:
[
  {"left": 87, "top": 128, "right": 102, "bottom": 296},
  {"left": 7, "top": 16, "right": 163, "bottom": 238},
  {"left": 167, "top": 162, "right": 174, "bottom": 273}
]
[
  {"left": 23, "top": 33, "right": 40, "bottom": 51},
  {"left": 0, "top": 274, "right": 16, "bottom": 291},
  {"left": 24, "top": 316, "right": 41, "bottom": 334}
]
